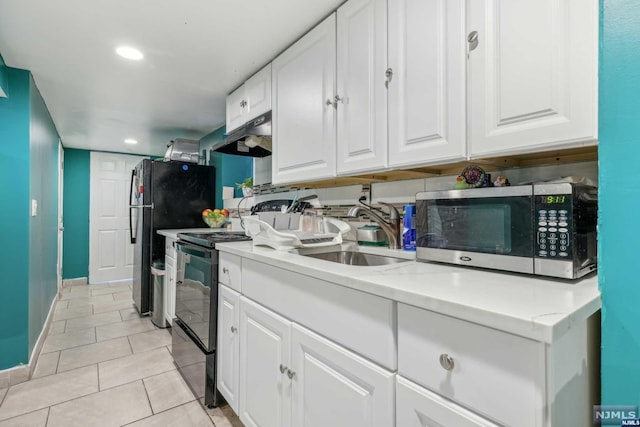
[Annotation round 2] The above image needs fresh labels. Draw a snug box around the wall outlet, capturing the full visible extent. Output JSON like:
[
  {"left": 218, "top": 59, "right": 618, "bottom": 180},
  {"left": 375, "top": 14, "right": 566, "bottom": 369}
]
[{"left": 31, "top": 199, "right": 38, "bottom": 217}]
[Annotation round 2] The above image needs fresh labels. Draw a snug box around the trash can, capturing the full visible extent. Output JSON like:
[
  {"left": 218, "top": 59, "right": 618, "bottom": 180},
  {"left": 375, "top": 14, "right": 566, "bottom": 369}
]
[{"left": 150, "top": 260, "right": 167, "bottom": 328}]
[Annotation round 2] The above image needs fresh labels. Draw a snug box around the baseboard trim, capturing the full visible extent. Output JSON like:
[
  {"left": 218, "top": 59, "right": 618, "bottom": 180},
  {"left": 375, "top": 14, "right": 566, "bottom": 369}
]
[
  {"left": 0, "top": 294, "right": 59, "bottom": 387},
  {"left": 62, "top": 277, "right": 87, "bottom": 287}
]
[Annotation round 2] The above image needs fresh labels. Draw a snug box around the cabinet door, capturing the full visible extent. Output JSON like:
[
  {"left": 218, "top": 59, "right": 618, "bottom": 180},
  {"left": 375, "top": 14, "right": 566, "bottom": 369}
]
[
  {"left": 468, "top": 0, "right": 598, "bottom": 157},
  {"left": 246, "top": 63, "right": 272, "bottom": 121},
  {"left": 272, "top": 14, "right": 337, "bottom": 185},
  {"left": 239, "top": 297, "right": 292, "bottom": 427},
  {"left": 226, "top": 85, "right": 247, "bottom": 133},
  {"left": 217, "top": 284, "right": 240, "bottom": 413},
  {"left": 397, "top": 376, "right": 500, "bottom": 427},
  {"left": 164, "top": 255, "right": 176, "bottom": 322},
  {"left": 388, "top": 0, "right": 466, "bottom": 167},
  {"left": 290, "top": 324, "right": 394, "bottom": 427},
  {"left": 336, "top": 0, "right": 388, "bottom": 174}
]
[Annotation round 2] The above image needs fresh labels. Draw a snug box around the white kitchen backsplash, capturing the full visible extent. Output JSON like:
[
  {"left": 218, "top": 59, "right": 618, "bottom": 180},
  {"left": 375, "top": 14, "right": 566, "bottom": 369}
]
[{"left": 224, "top": 160, "right": 598, "bottom": 211}]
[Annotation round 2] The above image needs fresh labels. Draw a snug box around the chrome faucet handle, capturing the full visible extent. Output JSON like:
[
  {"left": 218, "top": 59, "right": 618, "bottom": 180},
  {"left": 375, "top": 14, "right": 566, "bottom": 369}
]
[{"left": 378, "top": 202, "right": 400, "bottom": 221}]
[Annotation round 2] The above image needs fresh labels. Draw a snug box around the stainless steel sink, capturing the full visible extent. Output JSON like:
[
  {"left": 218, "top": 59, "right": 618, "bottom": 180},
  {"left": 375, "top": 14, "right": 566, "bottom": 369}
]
[{"left": 301, "top": 250, "right": 409, "bottom": 266}]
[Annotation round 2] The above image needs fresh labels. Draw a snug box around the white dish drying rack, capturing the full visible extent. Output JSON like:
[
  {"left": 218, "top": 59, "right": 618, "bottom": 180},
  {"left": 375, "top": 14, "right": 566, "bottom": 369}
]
[{"left": 242, "top": 214, "right": 351, "bottom": 250}]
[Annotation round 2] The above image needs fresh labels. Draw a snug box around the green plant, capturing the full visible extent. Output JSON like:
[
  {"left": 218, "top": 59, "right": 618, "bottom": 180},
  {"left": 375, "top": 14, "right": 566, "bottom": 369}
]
[{"left": 236, "top": 177, "right": 253, "bottom": 189}]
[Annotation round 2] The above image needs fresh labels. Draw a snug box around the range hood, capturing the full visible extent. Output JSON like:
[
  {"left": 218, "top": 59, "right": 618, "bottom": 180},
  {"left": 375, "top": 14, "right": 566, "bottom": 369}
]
[{"left": 212, "top": 111, "right": 272, "bottom": 157}]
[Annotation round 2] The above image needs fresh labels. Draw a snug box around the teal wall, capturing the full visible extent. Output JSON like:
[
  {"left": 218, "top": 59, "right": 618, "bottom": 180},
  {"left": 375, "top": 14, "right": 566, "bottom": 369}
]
[
  {"left": 200, "top": 126, "right": 253, "bottom": 208},
  {"left": 28, "top": 76, "right": 60, "bottom": 354},
  {"left": 599, "top": 0, "right": 640, "bottom": 407},
  {"left": 0, "top": 67, "right": 31, "bottom": 369},
  {"left": 62, "top": 148, "right": 90, "bottom": 279}
]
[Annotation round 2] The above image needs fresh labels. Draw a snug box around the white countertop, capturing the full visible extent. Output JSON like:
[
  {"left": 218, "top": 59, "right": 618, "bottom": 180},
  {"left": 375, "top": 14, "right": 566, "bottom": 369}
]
[
  {"left": 157, "top": 228, "right": 219, "bottom": 239},
  {"left": 215, "top": 241, "right": 600, "bottom": 344}
]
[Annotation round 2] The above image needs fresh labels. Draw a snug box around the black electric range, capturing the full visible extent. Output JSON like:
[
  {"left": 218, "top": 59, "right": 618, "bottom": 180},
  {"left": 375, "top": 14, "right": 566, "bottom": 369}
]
[
  {"left": 172, "top": 230, "right": 251, "bottom": 408},
  {"left": 177, "top": 231, "right": 251, "bottom": 248}
]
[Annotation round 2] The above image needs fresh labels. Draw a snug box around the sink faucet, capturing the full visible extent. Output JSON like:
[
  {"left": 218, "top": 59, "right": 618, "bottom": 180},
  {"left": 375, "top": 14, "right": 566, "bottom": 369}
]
[{"left": 347, "top": 202, "right": 402, "bottom": 249}]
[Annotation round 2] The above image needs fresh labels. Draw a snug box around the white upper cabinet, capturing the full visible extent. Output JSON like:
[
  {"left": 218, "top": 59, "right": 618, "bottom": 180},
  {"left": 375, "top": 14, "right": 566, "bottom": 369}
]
[
  {"left": 467, "top": 0, "right": 598, "bottom": 157},
  {"left": 272, "top": 14, "right": 337, "bottom": 185},
  {"left": 388, "top": 0, "right": 467, "bottom": 168},
  {"left": 226, "top": 63, "right": 272, "bottom": 133},
  {"left": 336, "top": 0, "right": 388, "bottom": 175}
]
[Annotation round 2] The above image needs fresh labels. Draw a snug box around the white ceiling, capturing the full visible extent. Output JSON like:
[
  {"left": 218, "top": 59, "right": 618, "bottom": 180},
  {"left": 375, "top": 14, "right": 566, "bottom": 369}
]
[{"left": 0, "top": 0, "right": 343, "bottom": 156}]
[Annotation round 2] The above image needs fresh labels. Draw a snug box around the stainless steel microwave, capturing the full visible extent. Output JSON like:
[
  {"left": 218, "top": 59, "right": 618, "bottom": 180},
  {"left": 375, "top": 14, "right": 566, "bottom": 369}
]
[{"left": 415, "top": 183, "right": 598, "bottom": 279}]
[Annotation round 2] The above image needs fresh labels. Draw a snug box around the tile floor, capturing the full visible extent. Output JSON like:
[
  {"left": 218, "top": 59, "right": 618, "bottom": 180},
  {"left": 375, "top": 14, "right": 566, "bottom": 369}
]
[{"left": 0, "top": 281, "right": 244, "bottom": 427}]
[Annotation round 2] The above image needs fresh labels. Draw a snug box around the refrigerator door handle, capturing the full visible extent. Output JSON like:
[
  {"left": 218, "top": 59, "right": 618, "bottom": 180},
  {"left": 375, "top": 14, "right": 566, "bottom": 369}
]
[
  {"left": 128, "top": 205, "right": 154, "bottom": 208},
  {"left": 129, "top": 168, "right": 136, "bottom": 244}
]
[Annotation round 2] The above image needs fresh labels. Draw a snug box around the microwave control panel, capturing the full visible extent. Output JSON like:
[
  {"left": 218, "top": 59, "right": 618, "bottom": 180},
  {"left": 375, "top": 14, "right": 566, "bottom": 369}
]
[{"left": 535, "top": 195, "right": 572, "bottom": 259}]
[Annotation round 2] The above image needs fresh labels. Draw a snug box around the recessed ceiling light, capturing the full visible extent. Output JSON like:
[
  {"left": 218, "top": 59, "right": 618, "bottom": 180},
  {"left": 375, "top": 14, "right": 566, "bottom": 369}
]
[
  {"left": 116, "top": 46, "right": 144, "bottom": 61},
  {"left": 124, "top": 138, "right": 138, "bottom": 145}
]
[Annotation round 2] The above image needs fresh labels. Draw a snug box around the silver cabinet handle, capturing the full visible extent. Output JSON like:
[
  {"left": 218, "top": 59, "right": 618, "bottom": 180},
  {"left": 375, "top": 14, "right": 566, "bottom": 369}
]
[
  {"left": 334, "top": 95, "right": 343, "bottom": 104},
  {"left": 385, "top": 68, "right": 393, "bottom": 88},
  {"left": 326, "top": 98, "right": 335, "bottom": 108},
  {"left": 279, "top": 364, "right": 287, "bottom": 374},
  {"left": 468, "top": 31, "right": 479, "bottom": 52},
  {"left": 222, "top": 267, "right": 229, "bottom": 274},
  {"left": 286, "top": 369, "right": 296, "bottom": 380},
  {"left": 230, "top": 326, "right": 237, "bottom": 333},
  {"left": 439, "top": 353, "right": 455, "bottom": 371}
]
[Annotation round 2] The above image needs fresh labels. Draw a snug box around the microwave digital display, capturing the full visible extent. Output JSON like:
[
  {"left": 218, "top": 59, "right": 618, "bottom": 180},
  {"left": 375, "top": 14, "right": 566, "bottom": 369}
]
[{"left": 540, "top": 195, "right": 567, "bottom": 204}]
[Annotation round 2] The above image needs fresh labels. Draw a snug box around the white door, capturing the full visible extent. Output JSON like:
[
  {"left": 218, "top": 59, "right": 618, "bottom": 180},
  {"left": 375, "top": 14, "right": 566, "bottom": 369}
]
[
  {"left": 245, "top": 63, "right": 272, "bottom": 121},
  {"left": 239, "top": 297, "right": 291, "bottom": 427},
  {"left": 89, "top": 152, "right": 147, "bottom": 284},
  {"left": 272, "top": 13, "right": 337, "bottom": 185},
  {"left": 467, "top": 0, "right": 598, "bottom": 157},
  {"left": 290, "top": 323, "right": 395, "bottom": 427},
  {"left": 336, "top": 0, "right": 388, "bottom": 175},
  {"left": 388, "top": 0, "right": 467, "bottom": 168},
  {"left": 57, "top": 141, "right": 64, "bottom": 295},
  {"left": 396, "top": 376, "right": 500, "bottom": 427},
  {"left": 217, "top": 284, "right": 241, "bottom": 413}
]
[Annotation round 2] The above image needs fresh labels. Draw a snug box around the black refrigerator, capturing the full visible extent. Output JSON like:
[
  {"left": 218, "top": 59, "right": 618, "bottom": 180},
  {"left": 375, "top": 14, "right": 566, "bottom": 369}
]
[{"left": 129, "top": 159, "right": 215, "bottom": 315}]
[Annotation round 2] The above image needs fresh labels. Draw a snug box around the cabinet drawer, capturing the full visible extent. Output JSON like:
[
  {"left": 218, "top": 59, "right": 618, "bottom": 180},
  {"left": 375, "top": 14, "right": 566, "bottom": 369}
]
[
  {"left": 398, "top": 303, "right": 545, "bottom": 427},
  {"left": 165, "top": 237, "right": 177, "bottom": 260},
  {"left": 397, "top": 376, "right": 499, "bottom": 427},
  {"left": 219, "top": 252, "right": 242, "bottom": 292},
  {"left": 243, "top": 258, "right": 396, "bottom": 370}
]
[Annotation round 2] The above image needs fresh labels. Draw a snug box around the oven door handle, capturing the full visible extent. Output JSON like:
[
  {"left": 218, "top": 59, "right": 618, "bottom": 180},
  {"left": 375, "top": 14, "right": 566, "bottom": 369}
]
[{"left": 176, "top": 242, "right": 212, "bottom": 259}]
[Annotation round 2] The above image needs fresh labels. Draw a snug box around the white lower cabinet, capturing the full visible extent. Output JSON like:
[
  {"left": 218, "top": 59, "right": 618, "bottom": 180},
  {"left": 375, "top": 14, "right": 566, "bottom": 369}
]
[
  {"left": 396, "top": 376, "right": 499, "bottom": 427},
  {"left": 290, "top": 323, "right": 394, "bottom": 427},
  {"left": 239, "top": 297, "right": 291, "bottom": 427},
  {"left": 163, "top": 236, "right": 177, "bottom": 324},
  {"left": 219, "top": 255, "right": 597, "bottom": 427},
  {"left": 164, "top": 256, "right": 176, "bottom": 322},
  {"left": 217, "top": 284, "right": 240, "bottom": 413},
  {"left": 238, "top": 296, "right": 394, "bottom": 427}
]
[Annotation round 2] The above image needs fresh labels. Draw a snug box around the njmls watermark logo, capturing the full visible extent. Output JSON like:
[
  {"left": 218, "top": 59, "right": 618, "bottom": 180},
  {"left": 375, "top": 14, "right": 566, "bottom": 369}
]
[{"left": 593, "top": 406, "right": 639, "bottom": 425}]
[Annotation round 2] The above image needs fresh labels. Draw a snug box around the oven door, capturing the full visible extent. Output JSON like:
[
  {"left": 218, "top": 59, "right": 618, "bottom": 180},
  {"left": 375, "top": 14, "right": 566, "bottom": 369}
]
[
  {"left": 175, "top": 241, "right": 218, "bottom": 352},
  {"left": 415, "top": 186, "right": 535, "bottom": 274}
]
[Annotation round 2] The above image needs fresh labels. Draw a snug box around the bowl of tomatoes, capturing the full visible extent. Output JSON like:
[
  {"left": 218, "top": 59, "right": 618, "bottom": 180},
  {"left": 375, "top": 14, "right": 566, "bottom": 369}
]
[{"left": 202, "top": 208, "right": 230, "bottom": 228}]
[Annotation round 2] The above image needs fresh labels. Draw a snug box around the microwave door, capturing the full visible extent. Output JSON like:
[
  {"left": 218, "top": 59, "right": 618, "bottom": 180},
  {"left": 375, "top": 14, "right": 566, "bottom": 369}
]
[{"left": 416, "top": 190, "right": 535, "bottom": 274}]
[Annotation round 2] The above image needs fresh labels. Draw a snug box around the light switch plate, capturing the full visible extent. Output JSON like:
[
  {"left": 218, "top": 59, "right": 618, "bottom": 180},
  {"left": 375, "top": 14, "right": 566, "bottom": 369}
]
[{"left": 31, "top": 199, "right": 38, "bottom": 216}]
